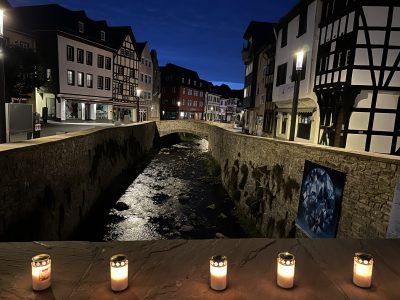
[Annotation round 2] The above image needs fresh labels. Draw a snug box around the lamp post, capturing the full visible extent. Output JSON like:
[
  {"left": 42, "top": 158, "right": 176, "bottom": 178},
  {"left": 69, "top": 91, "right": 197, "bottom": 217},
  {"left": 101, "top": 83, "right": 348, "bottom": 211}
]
[
  {"left": 0, "top": 9, "right": 5, "bottom": 143},
  {"left": 177, "top": 101, "right": 181, "bottom": 119},
  {"left": 136, "top": 89, "right": 141, "bottom": 123},
  {"left": 289, "top": 51, "right": 304, "bottom": 141}
]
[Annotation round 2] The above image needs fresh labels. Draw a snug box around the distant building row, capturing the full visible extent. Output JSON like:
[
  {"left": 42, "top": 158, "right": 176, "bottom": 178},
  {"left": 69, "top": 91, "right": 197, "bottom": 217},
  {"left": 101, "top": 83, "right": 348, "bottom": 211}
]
[
  {"left": 242, "top": 0, "right": 400, "bottom": 155},
  {"left": 159, "top": 63, "right": 243, "bottom": 122}
]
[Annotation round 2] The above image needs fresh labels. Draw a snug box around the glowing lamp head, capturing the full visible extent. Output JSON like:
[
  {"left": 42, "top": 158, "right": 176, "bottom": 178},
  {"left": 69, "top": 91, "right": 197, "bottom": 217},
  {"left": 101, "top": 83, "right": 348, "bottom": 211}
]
[
  {"left": 136, "top": 89, "right": 142, "bottom": 97},
  {"left": 0, "top": 9, "right": 4, "bottom": 36},
  {"left": 296, "top": 51, "right": 304, "bottom": 71},
  {"left": 177, "top": 101, "right": 181, "bottom": 107}
]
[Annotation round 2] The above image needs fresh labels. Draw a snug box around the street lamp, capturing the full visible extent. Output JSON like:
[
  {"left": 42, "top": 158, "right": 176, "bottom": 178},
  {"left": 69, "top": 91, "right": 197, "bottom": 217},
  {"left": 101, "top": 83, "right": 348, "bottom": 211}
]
[
  {"left": 136, "top": 88, "right": 141, "bottom": 123},
  {"left": 289, "top": 50, "right": 304, "bottom": 141},
  {"left": 0, "top": 9, "right": 5, "bottom": 143},
  {"left": 177, "top": 101, "right": 181, "bottom": 120}
]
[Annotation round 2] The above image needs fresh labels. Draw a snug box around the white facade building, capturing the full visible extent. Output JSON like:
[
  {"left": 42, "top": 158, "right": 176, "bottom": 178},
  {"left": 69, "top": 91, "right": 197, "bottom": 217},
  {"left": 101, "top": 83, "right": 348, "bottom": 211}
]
[
  {"left": 57, "top": 35, "right": 113, "bottom": 121},
  {"left": 137, "top": 42, "right": 153, "bottom": 122},
  {"left": 273, "top": 0, "right": 322, "bottom": 143},
  {"left": 205, "top": 92, "right": 220, "bottom": 121}
]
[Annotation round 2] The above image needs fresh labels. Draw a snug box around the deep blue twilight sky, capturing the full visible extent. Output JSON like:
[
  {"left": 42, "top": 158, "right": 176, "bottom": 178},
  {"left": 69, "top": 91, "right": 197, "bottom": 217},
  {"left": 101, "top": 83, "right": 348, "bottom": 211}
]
[{"left": 11, "top": 0, "right": 298, "bottom": 89}]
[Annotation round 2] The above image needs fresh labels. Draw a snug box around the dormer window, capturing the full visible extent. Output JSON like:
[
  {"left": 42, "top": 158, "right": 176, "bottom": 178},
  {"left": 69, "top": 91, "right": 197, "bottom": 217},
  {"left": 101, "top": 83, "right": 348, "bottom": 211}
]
[
  {"left": 101, "top": 30, "right": 105, "bottom": 41},
  {"left": 78, "top": 21, "right": 84, "bottom": 33}
]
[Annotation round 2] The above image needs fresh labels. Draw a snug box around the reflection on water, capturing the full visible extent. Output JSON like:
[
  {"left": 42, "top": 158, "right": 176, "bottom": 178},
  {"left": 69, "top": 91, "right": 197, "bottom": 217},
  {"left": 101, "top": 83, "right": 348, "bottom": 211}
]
[{"left": 103, "top": 138, "right": 247, "bottom": 241}]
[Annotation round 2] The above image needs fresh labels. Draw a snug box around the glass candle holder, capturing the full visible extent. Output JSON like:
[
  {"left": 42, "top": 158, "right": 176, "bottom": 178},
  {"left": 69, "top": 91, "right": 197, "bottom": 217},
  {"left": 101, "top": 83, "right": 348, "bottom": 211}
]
[
  {"left": 31, "top": 254, "right": 51, "bottom": 291},
  {"left": 353, "top": 253, "right": 373, "bottom": 288},
  {"left": 110, "top": 254, "right": 128, "bottom": 292},
  {"left": 210, "top": 255, "right": 227, "bottom": 291},
  {"left": 277, "top": 252, "right": 295, "bottom": 289}
]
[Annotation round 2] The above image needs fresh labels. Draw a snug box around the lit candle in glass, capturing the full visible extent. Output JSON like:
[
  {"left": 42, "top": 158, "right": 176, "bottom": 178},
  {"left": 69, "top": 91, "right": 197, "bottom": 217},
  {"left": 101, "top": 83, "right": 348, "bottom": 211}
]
[
  {"left": 110, "top": 254, "right": 128, "bottom": 292},
  {"left": 277, "top": 252, "right": 295, "bottom": 289},
  {"left": 353, "top": 253, "right": 373, "bottom": 288},
  {"left": 210, "top": 255, "right": 227, "bottom": 291},
  {"left": 31, "top": 254, "right": 51, "bottom": 291}
]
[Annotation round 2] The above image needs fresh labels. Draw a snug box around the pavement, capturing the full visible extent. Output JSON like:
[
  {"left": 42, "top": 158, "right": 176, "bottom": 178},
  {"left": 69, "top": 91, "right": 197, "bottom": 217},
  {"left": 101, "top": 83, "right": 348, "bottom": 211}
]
[
  {"left": 0, "top": 239, "right": 399, "bottom": 299},
  {"left": 7, "top": 120, "right": 117, "bottom": 143}
]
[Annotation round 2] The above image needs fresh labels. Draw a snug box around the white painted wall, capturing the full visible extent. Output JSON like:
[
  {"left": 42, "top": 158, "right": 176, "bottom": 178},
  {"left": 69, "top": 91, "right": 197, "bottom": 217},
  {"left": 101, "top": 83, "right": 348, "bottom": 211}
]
[
  {"left": 273, "top": 0, "right": 321, "bottom": 107},
  {"left": 58, "top": 35, "right": 113, "bottom": 99}
]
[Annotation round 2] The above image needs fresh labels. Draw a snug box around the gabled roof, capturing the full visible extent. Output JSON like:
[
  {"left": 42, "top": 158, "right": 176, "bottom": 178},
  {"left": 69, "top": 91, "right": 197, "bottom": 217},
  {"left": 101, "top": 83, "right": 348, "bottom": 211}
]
[
  {"left": 243, "top": 21, "right": 276, "bottom": 52},
  {"left": 8, "top": 4, "right": 110, "bottom": 47},
  {"left": 135, "top": 42, "right": 148, "bottom": 58},
  {"left": 107, "top": 26, "right": 136, "bottom": 50},
  {"left": 161, "top": 63, "right": 200, "bottom": 80}
]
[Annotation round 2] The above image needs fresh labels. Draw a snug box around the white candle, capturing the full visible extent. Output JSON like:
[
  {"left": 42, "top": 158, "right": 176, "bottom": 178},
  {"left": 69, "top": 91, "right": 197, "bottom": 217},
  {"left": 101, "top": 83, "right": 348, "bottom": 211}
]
[
  {"left": 353, "top": 253, "right": 373, "bottom": 288},
  {"left": 31, "top": 254, "right": 51, "bottom": 291},
  {"left": 210, "top": 255, "right": 227, "bottom": 291},
  {"left": 110, "top": 254, "right": 128, "bottom": 292},
  {"left": 277, "top": 252, "right": 295, "bottom": 289}
]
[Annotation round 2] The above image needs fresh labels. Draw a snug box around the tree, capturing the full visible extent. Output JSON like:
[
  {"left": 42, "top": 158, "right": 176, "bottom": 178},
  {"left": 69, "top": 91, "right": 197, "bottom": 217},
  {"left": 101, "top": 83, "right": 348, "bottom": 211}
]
[{"left": 4, "top": 46, "right": 47, "bottom": 101}]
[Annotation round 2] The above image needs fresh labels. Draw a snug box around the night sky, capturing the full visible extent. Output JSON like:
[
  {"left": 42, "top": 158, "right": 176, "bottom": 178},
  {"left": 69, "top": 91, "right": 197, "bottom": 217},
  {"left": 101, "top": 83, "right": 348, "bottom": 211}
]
[{"left": 11, "top": 0, "right": 298, "bottom": 89}]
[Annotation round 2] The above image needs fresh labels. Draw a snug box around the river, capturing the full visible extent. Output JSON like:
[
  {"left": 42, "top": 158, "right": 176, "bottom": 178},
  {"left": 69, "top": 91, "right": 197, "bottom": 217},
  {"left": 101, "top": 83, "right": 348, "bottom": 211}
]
[{"left": 77, "top": 137, "right": 248, "bottom": 241}]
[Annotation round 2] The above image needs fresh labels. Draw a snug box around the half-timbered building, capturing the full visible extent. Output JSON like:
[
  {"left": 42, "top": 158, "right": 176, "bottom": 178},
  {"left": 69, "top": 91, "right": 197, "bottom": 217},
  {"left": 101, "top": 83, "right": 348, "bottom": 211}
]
[
  {"left": 108, "top": 26, "right": 138, "bottom": 122},
  {"left": 315, "top": 0, "right": 400, "bottom": 154}
]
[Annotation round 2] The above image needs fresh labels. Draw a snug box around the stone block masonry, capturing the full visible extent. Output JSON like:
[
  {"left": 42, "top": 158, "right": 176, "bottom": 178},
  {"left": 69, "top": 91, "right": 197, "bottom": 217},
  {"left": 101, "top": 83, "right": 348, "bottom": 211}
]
[
  {"left": 157, "top": 121, "right": 400, "bottom": 238},
  {"left": 0, "top": 123, "right": 157, "bottom": 240},
  {"left": 1, "top": 120, "right": 399, "bottom": 240}
]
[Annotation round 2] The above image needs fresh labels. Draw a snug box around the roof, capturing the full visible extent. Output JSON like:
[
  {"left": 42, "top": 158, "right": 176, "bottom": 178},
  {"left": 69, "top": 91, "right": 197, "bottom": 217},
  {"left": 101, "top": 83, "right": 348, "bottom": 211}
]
[
  {"left": 107, "top": 26, "right": 136, "bottom": 50},
  {"left": 8, "top": 4, "right": 111, "bottom": 47},
  {"left": 275, "top": 0, "right": 316, "bottom": 31},
  {"left": 135, "top": 42, "right": 147, "bottom": 58},
  {"left": 243, "top": 21, "right": 276, "bottom": 52},
  {"left": 161, "top": 63, "right": 200, "bottom": 81}
]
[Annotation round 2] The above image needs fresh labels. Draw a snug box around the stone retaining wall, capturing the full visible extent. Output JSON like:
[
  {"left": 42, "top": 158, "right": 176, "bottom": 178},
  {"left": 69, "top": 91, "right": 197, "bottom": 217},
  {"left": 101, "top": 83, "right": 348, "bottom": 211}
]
[
  {"left": 158, "top": 121, "right": 400, "bottom": 238},
  {"left": 0, "top": 123, "right": 157, "bottom": 240}
]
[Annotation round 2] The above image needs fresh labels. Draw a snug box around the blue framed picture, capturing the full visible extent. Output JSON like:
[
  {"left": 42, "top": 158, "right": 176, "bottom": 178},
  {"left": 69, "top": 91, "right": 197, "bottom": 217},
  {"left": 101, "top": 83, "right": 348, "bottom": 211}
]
[{"left": 296, "top": 160, "right": 346, "bottom": 238}]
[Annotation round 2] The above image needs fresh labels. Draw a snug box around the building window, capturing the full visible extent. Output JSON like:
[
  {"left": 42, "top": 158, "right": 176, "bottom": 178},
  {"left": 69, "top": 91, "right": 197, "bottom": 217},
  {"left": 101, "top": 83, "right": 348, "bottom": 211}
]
[
  {"left": 141, "top": 58, "right": 144, "bottom": 64},
  {"left": 145, "top": 74, "right": 148, "bottom": 83},
  {"left": 97, "top": 55, "right": 104, "bottom": 68},
  {"left": 281, "top": 113, "right": 287, "bottom": 134},
  {"left": 67, "top": 45, "right": 74, "bottom": 61},
  {"left": 183, "top": 88, "right": 186, "bottom": 95},
  {"left": 129, "top": 85, "right": 134, "bottom": 96},
  {"left": 86, "top": 51, "right": 93, "bottom": 65},
  {"left": 77, "top": 72, "right": 84, "bottom": 87},
  {"left": 298, "top": 8, "right": 308, "bottom": 37},
  {"left": 97, "top": 76, "right": 104, "bottom": 89},
  {"left": 188, "top": 89, "right": 193, "bottom": 95},
  {"left": 77, "top": 48, "right": 84, "bottom": 64},
  {"left": 100, "top": 30, "right": 106, "bottom": 41},
  {"left": 78, "top": 21, "right": 84, "bottom": 33},
  {"left": 141, "top": 73, "right": 144, "bottom": 82},
  {"left": 148, "top": 61, "right": 152, "bottom": 68},
  {"left": 182, "top": 77, "right": 185, "bottom": 83},
  {"left": 87, "top": 74, "right": 93, "bottom": 88},
  {"left": 105, "top": 57, "right": 111, "bottom": 70},
  {"left": 118, "top": 66, "right": 124, "bottom": 75},
  {"left": 281, "top": 25, "right": 288, "bottom": 48},
  {"left": 67, "top": 70, "right": 75, "bottom": 85},
  {"left": 297, "top": 113, "right": 312, "bottom": 139},
  {"left": 149, "top": 75, "right": 152, "bottom": 84},
  {"left": 200, "top": 91, "right": 203, "bottom": 97},
  {"left": 194, "top": 90, "right": 199, "bottom": 96},
  {"left": 276, "top": 63, "right": 287, "bottom": 86},
  {"left": 118, "top": 83, "right": 123, "bottom": 95},
  {"left": 129, "top": 69, "right": 134, "bottom": 78},
  {"left": 105, "top": 77, "right": 111, "bottom": 90}
]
